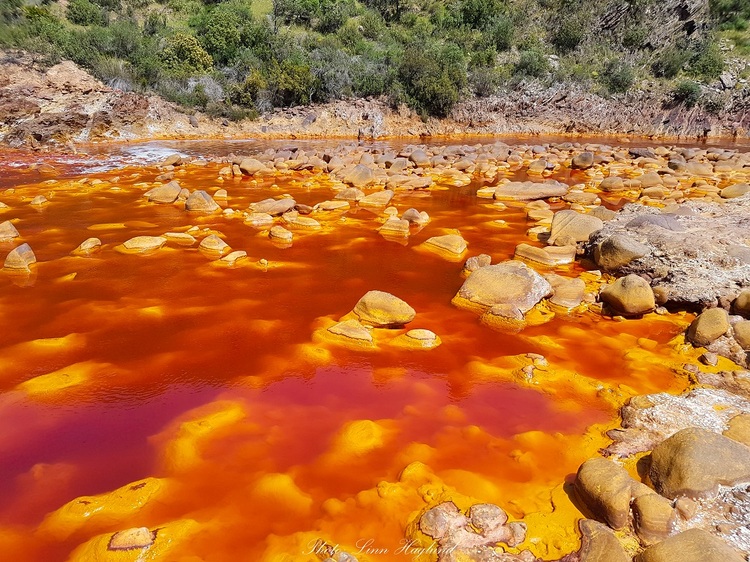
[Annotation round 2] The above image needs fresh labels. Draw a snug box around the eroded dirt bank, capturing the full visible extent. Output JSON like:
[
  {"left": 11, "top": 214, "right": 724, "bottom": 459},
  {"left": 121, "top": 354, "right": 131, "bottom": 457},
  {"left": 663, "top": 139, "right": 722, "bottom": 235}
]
[{"left": 2, "top": 51, "right": 750, "bottom": 149}]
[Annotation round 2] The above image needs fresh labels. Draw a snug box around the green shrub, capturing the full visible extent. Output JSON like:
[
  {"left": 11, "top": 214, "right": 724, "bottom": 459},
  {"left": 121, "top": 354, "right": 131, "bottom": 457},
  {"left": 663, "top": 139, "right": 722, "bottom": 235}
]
[
  {"left": 600, "top": 59, "right": 634, "bottom": 93},
  {"left": 552, "top": 19, "right": 585, "bottom": 53},
  {"left": 66, "top": 0, "right": 104, "bottom": 25},
  {"left": 672, "top": 80, "right": 700, "bottom": 107},
  {"left": 229, "top": 69, "right": 267, "bottom": 107},
  {"left": 161, "top": 33, "right": 213, "bottom": 76},
  {"left": 273, "top": 0, "right": 319, "bottom": 26},
  {"left": 398, "top": 43, "right": 466, "bottom": 117},
  {"left": 470, "top": 66, "right": 504, "bottom": 96},
  {"left": 486, "top": 14, "right": 513, "bottom": 51},
  {"left": 268, "top": 58, "right": 317, "bottom": 105},
  {"left": 709, "top": 0, "right": 750, "bottom": 29},
  {"left": 457, "top": 0, "right": 504, "bottom": 29},
  {"left": 622, "top": 25, "right": 648, "bottom": 49},
  {"left": 1, "top": 0, "right": 23, "bottom": 23},
  {"left": 651, "top": 47, "right": 689, "bottom": 78},
  {"left": 689, "top": 41, "right": 725, "bottom": 80},
  {"left": 198, "top": 5, "right": 242, "bottom": 64},
  {"left": 514, "top": 50, "right": 549, "bottom": 77}
]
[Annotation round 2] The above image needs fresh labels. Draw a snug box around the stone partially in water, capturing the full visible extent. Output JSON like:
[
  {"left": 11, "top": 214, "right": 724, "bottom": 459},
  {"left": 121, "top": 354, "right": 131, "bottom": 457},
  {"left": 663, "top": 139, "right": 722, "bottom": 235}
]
[
  {"left": 359, "top": 190, "right": 394, "bottom": 207},
  {"left": 454, "top": 261, "right": 552, "bottom": 314},
  {"left": 352, "top": 290, "right": 416, "bottom": 328},
  {"left": 108, "top": 527, "right": 155, "bottom": 550},
  {"left": 251, "top": 198, "right": 296, "bottom": 216},
  {"left": 198, "top": 235, "right": 230, "bottom": 255},
  {"left": 545, "top": 273, "right": 585, "bottom": 309},
  {"left": 220, "top": 250, "right": 248, "bottom": 266},
  {"left": 4, "top": 243, "right": 36, "bottom": 270},
  {"left": 343, "top": 164, "right": 375, "bottom": 187},
  {"left": 649, "top": 427, "right": 750, "bottom": 499},
  {"left": 514, "top": 243, "right": 576, "bottom": 266},
  {"left": 30, "top": 195, "right": 48, "bottom": 206},
  {"left": 73, "top": 237, "right": 102, "bottom": 255},
  {"left": 0, "top": 220, "right": 19, "bottom": 240},
  {"left": 599, "top": 274, "right": 655, "bottom": 316},
  {"left": 123, "top": 236, "right": 167, "bottom": 252},
  {"left": 328, "top": 319, "right": 373, "bottom": 344},
  {"left": 721, "top": 183, "right": 750, "bottom": 199},
  {"left": 185, "top": 190, "right": 220, "bottom": 213},
  {"left": 269, "top": 226, "right": 293, "bottom": 243},
  {"left": 635, "top": 529, "right": 744, "bottom": 562},
  {"left": 403, "top": 329, "right": 441, "bottom": 349},
  {"left": 146, "top": 181, "right": 181, "bottom": 203},
  {"left": 423, "top": 234, "right": 467, "bottom": 256},
  {"left": 494, "top": 180, "right": 568, "bottom": 201}
]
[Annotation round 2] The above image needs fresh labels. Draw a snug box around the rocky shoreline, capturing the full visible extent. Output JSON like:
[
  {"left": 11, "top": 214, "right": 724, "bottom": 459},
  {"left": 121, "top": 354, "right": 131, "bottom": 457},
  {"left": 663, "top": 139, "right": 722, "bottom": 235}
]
[{"left": 2, "top": 51, "right": 750, "bottom": 150}]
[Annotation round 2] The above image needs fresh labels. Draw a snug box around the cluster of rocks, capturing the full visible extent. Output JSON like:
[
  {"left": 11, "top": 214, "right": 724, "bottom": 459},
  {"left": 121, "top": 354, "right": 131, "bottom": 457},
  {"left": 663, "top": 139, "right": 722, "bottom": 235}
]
[
  {"left": 567, "top": 387, "right": 750, "bottom": 561},
  {"left": 324, "top": 290, "right": 440, "bottom": 350}
]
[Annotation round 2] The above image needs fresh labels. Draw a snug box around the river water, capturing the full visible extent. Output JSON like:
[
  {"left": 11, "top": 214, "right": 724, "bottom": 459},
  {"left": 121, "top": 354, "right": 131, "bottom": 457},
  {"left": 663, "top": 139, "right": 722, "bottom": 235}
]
[{"left": 0, "top": 139, "right": 696, "bottom": 561}]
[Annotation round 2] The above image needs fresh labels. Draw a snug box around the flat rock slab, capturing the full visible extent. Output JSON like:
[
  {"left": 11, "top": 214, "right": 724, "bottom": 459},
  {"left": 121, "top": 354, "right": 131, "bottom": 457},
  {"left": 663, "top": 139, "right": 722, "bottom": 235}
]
[
  {"left": 251, "top": 198, "right": 296, "bottom": 216},
  {"left": 122, "top": 236, "right": 167, "bottom": 252},
  {"left": 494, "top": 180, "right": 569, "bottom": 201},
  {"left": 359, "top": 190, "right": 394, "bottom": 207},
  {"left": 514, "top": 243, "right": 576, "bottom": 266},
  {"left": 328, "top": 319, "right": 373, "bottom": 344}
]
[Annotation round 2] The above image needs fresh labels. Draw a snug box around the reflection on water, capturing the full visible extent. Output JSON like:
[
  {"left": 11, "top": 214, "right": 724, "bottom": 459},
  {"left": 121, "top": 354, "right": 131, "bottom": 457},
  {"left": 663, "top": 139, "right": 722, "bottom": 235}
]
[{"left": 0, "top": 142, "right": 691, "bottom": 561}]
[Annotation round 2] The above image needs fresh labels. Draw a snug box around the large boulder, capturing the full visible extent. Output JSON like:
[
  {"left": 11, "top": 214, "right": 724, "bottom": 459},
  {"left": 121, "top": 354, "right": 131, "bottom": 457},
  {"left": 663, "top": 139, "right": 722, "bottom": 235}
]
[
  {"left": 635, "top": 529, "right": 744, "bottom": 562},
  {"left": 352, "top": 291, "right": 416, "bottom": 328},
  {"left": 649, "top": 427, "right": 750, "bottom": 499},
  {"left": 594, "top": 234, "right": 649, "bottom": 271},
  {"left": 453, "top": 261, "right": 552, "bottom": 314},
  {"left": 686, "top": 308, "right": 729, "bottom": 347},
  {"left": 548, "top": 210, "right": 603, "bottom": 246},
  {"left": 574, "top": 457, "right": 641, "bottom": 529},
  {"left": 599, "top": 274, "right": 655, "bottom": 316}
]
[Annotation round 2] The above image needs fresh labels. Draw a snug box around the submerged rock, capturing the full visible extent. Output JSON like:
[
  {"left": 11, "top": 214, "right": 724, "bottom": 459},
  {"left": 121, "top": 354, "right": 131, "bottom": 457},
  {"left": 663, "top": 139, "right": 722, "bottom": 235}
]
[
  {"left": 328, "top": 319, "right": 373, "bottom": 345},
  {"left": 73, "top": 237, "right": 102, "bottom": 255}
]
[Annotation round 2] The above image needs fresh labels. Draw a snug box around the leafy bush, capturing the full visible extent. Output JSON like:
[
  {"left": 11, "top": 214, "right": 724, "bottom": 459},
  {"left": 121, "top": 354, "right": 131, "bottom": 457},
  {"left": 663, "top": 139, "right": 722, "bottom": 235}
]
[
  {"left": 469, "top": 65, "right": 505, "bottom": 96},
  {"left": 600, "top": 59, "right": 634, "bottom": 93},
  {"left": 672, "top": 80, "right": 700, "bottom": 107},
  {"left": 622, "top": 25, "right": 648, "bottom": 49},
  {"left": 709, "top": 0, "right": 750, "bottom": 29},
  {"left": 398, "top": 43, "right": 466, "bottom": 117},
  {"left": 551, "top": 19, "right": 584, "bottom": 53},
  {"left": 651, "top": 47, "right": 689, "bottom": 78},
  {"left": 197, "top": 5, "right": 242, "bottom": 64},
  {"left": 228, "top": 69, "right": 267, "bottom": 107},
  {"left": 689, "top": 40, "right": 725, "bottom": 80},
  {"left": 268, "top": 58, "right": 317, "bottom": 105},
  {"left": 66, "top": 0, "right": 104, "bottom": 25},
  {"left": 273, "top": 0, "right": 319, "bottom": 26},
  {"left": 486, "top": 14, "right": 513, "bottom": 51},
  {"left": 514, "top": 50, "right": 549, "bottom": 77},
  {"left": 160, "top": 33, "right": 213, "bottom": 76}
]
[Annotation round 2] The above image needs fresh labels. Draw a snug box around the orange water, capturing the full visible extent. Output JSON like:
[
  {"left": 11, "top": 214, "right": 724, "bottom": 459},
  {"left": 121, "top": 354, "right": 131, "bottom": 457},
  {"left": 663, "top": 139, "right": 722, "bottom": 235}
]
[{"left": 0, "top": 144, "right": 690, "bottom": 561}]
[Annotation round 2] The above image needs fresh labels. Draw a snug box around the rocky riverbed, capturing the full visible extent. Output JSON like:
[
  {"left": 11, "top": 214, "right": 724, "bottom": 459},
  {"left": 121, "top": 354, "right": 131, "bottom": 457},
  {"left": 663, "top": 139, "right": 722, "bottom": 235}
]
[{"left": 1, "top": 137, "right": 750, "bottom": 562}]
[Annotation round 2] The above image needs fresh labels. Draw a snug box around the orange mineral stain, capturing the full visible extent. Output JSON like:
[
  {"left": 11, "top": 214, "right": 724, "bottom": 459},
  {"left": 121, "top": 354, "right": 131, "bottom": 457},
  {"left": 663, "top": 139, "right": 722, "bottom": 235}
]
[{"left": 0, "top": 143, "right": 694, "bottom": 562}]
